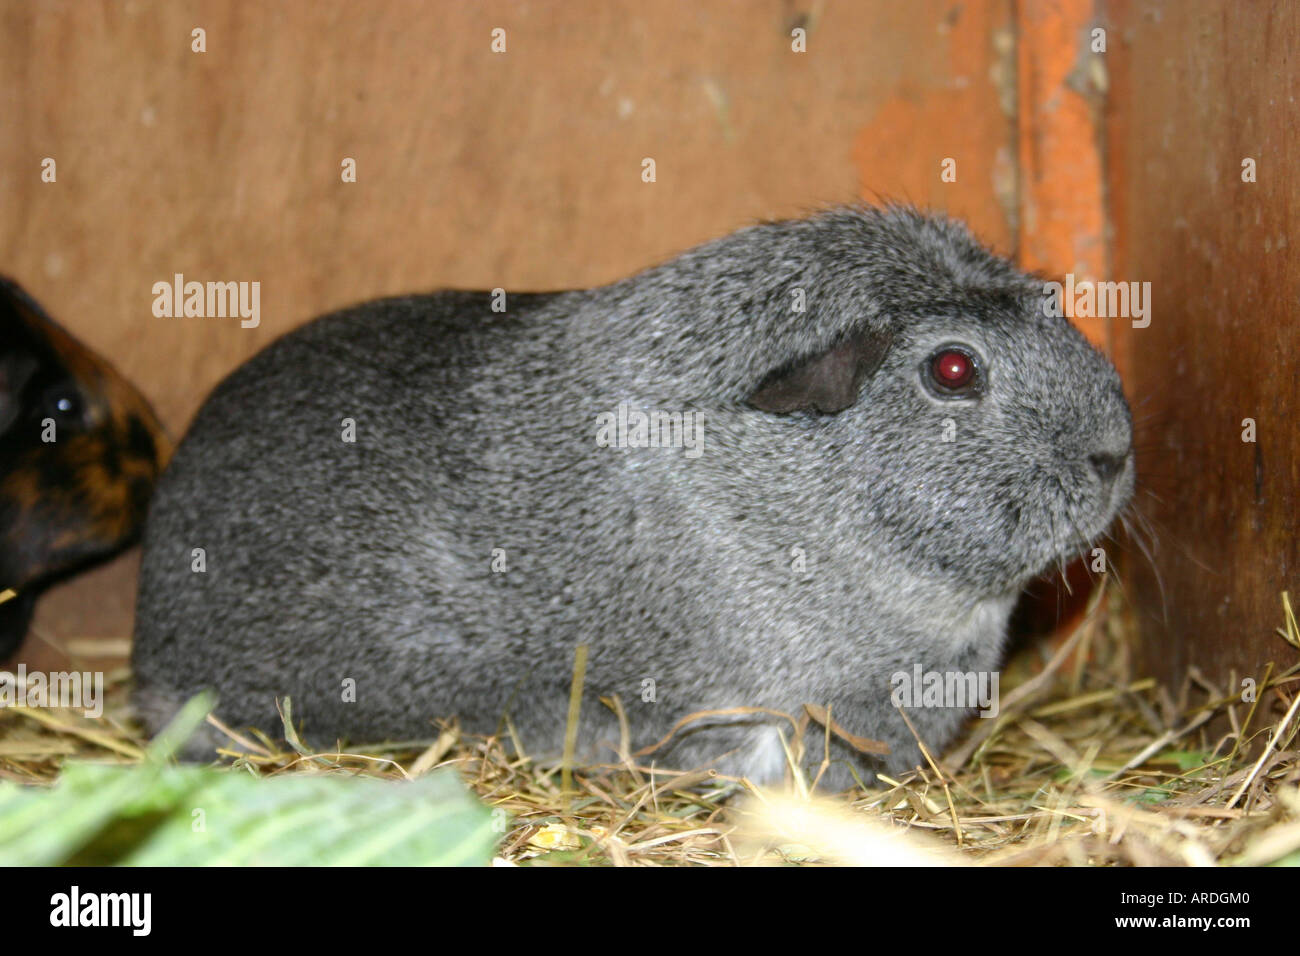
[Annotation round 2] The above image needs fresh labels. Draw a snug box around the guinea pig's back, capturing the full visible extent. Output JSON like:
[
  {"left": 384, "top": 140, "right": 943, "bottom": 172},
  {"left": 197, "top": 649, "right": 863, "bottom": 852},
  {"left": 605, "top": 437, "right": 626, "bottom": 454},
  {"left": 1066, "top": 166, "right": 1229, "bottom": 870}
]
[{"left": 132, "top": 290, "right": 564, "bottom": 741}]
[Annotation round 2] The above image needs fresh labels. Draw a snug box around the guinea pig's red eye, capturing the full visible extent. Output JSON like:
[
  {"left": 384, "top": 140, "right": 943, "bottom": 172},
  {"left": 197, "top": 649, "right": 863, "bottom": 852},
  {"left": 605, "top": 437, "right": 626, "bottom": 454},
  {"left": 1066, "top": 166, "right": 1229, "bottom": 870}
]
[
  {"left": 933, "top": 350, "right": 973, "bottom": 387},
  {"left": 923, "top": 345, "right": 981, "bottom": 397}
]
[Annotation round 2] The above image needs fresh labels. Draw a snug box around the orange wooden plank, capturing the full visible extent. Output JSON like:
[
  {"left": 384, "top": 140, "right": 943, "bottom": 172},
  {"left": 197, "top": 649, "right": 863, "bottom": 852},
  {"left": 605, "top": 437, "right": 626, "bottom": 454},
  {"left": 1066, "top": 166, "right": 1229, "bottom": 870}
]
[{"left": 1017, "top": 0, "right": 1109, "bottom": 353}]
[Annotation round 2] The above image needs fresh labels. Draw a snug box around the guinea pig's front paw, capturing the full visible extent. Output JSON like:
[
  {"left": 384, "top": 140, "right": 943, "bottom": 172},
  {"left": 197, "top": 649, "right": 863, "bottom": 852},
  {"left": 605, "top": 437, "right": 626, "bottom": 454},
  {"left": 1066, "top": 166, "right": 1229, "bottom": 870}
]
[
  {"left": 669, "top": 722, "right": 888, "bottom": 790},
  {"left": 653, "top": 721, "right": 792, "bottom": 786},
  {"left": 736, "top": 724, "right": 797, "bottom": 785}
]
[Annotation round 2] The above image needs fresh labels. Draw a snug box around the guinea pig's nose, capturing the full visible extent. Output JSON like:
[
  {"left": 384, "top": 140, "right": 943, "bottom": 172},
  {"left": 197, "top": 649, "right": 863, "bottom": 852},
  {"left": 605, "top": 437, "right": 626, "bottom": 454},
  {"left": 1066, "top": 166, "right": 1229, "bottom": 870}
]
[{"left": 1088, "top": 450, "right": 1127, "bottom": 483}]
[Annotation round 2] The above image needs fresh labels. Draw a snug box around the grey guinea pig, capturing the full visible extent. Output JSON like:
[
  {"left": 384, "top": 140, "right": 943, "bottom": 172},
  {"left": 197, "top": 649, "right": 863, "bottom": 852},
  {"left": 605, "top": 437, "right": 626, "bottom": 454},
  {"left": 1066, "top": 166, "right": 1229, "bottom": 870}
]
[{"left": 133, "top": 205, "right": 1133, "bottom": 787}]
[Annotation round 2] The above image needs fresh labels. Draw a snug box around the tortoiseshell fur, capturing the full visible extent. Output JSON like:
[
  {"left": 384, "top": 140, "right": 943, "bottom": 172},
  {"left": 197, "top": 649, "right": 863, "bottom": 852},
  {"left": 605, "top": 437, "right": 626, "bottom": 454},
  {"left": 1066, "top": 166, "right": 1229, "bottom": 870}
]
[{"left": 0, "top": 278, "right": 169, "bottom": 658}]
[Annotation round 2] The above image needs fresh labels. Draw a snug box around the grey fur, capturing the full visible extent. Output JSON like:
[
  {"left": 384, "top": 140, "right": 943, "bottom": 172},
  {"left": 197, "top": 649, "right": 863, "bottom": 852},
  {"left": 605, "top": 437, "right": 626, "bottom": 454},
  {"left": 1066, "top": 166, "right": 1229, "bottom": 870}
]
[{"left": 133, "top": 206, "right": 1133, "bottom": 787}]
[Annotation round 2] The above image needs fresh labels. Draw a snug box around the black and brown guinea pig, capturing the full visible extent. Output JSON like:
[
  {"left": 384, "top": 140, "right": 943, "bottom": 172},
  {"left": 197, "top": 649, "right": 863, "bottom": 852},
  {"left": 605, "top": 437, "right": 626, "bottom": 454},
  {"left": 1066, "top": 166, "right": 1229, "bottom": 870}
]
[{"left": 0, "top": 277, "right": 170, "bottom": 659}]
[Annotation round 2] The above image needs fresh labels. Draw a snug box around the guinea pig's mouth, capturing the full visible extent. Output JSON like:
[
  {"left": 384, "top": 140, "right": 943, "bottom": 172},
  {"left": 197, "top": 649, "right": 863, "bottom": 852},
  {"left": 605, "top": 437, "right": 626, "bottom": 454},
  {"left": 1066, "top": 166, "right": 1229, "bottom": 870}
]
[
  {"left": 1038, "top": 453, "right": 1135, "bottom": 568},
  {"left": 1094, "top": 449, "right": 1136, "bottom": 527}
]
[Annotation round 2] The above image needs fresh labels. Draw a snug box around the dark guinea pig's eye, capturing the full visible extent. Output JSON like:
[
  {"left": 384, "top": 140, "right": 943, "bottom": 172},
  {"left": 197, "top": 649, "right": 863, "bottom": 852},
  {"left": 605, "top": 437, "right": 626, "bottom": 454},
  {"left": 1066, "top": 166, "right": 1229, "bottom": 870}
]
[
  {"left": 43, "top": 385, "right": 84, "bottom": 422},
  {"left": 924, "top": 345, "right": 982, "bottom": 397}
]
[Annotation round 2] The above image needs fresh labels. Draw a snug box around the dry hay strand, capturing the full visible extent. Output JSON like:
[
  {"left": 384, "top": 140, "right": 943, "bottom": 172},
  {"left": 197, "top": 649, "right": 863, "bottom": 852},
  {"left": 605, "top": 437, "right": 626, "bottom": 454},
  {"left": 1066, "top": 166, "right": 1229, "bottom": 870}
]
[{"left": 2, "top": 585, "right": 1298, "bottom": 867}]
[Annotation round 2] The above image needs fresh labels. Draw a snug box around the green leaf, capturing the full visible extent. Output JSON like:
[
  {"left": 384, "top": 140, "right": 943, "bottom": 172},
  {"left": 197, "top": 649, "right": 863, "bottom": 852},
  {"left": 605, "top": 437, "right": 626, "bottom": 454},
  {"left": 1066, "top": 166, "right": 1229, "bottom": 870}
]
[
  {"left": 1153, "top": 750, "right": 1213, "bottom": 771},
  {"left": 0, "top": 761, "right": 498, "bottom": 866},
  {"left": 1129, "top": 786, "right": 1174, "bottom": 804},
  {"left": 0, "top": 696, "right": 499, "bottom": 866}
]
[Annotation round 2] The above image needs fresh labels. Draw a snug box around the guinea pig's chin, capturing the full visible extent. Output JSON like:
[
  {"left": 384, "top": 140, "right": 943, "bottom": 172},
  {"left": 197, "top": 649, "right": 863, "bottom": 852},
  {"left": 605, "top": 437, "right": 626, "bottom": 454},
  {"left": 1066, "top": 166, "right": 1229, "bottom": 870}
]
[
  {"left": 1005, "top": 504, "right": 1119, "bottom": 589},
  {"left": 1035, "top": 502, "right": 1126, "bottom": 578},
  {"left": 1025, "top": 460, "right": 1135, "bottom": 573}
]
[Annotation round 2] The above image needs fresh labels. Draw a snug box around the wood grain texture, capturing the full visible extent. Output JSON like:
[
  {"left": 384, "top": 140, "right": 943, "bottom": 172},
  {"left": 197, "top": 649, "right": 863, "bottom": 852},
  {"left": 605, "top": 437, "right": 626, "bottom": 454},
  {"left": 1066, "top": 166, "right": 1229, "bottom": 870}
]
[
  {"left": 1105, "top": 0, "right": 1300, "bottom": 687},
  {"left": 0, "top": 0, "right": 1015, "bottom": 667},
  {"left": 1016, "top": 0, "right": 1108, "bottom": 349}
]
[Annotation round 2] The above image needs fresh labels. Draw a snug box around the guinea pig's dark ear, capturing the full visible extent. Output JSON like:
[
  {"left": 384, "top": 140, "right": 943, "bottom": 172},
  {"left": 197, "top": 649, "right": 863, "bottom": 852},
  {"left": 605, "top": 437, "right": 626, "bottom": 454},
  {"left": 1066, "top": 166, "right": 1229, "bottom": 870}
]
[
  {"left": 0, "top": 280, "right": 40, "bottom": 436},
  {"left": 0, "top": 347, "right": 38, "bottom": 437},
  {"left": 0, "top": 276, "right": 37, "bottom": 322},
  {"left": 747, "top": 327, "right": 892, "bottom": 414}
]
